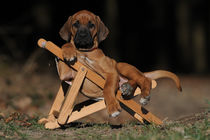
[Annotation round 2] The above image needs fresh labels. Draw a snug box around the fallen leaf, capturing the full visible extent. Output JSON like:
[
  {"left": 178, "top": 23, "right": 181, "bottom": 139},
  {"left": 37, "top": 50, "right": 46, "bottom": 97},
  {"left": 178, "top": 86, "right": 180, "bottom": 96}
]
[
  {"left": 5, "top": 116, "right": 13, "bottom": 123},
  {"left": 21, "top": 122, "right": 32, "bottom": 127}
]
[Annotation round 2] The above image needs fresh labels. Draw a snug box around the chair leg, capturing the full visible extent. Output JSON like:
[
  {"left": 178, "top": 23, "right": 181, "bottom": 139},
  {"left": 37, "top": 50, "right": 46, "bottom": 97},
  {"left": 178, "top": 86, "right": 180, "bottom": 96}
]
[
  {"left": 58, "top": 66, "right": 88, "bottom": 125},
  {"left": 38, "top": 83, "right": 67, "bottom": 124},
  {"left": 48, "top": 84, "right": 65, "bottom": 116}
]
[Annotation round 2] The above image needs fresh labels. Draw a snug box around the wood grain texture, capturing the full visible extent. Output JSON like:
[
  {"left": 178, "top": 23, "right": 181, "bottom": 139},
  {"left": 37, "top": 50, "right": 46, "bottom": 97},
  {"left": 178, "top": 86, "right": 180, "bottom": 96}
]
[
  {"left": 58, "top": 66, "right": 87, "bottom": 125},
  {"left": 67, "top": 100, "right": 106, "bottom": 123},
  {"left": 49, "top": 85, "right": 65, "bottom": 115}
]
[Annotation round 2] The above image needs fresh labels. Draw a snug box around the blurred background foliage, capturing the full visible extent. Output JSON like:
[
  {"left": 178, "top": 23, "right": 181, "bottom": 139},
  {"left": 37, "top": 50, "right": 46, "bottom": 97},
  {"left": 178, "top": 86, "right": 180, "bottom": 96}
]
[{"left": 0, "top": 0, "right": 209, "bottom": 74}]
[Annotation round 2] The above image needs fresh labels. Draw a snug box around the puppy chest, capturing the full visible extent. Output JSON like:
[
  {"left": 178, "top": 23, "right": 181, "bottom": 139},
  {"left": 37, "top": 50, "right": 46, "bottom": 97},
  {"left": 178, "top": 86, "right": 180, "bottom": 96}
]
[{"left": 78, "top": 55, "right": 105, "bottom": 76}]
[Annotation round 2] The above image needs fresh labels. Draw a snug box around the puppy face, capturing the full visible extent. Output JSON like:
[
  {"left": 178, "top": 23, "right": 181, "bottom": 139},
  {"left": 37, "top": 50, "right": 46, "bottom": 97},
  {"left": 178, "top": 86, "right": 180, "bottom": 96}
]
[{"left": 59, "top": 10, "right": 109, "bottom": 51}]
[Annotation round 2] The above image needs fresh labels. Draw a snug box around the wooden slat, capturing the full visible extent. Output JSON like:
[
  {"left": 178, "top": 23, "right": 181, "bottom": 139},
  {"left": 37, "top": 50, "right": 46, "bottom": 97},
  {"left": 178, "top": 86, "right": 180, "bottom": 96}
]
[
  {"left": 116, "top": 91, "right": 163, "bottom": 125},
  {"left": 48, "top": 85, "right": 65, "bottom": 115},
  {"left": 134, "top": 113, "right": 144, "bottom": 123},
  {"left": 58, "top": 66, "right": 87, "bottom": 125},
  {"left": 67, "top": 96, "right": 145, "bottom": 124},
  {"left": 38, "top": 39, "right": 64, "bottom": 60},
  {"left": 44, "top": 99, "right": 144, "bottom": 129},
  {"left": 38, "top": 38, "right": 105, "bottom": 89},
  {"left": 68, "top": 100, "right": 106, "bottom": 123},
  {"left": 43, "top": 100, "right": 106, "bottom": 129}
]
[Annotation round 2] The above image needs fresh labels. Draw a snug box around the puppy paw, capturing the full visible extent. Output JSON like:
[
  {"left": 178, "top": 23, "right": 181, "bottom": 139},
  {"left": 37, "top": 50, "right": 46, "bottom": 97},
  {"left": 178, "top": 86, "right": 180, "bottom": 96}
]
[
  {"left": 139, "top": 96, "right": 150, "bottom": 106},
  {"left": 62, "top": 46, "right": 77, "bottom": 65},
  {"left": 63, "top": 54, "right": 77, "bottom": 65},
  {"left": 107, "top": 100, "right": 122, "bottom": 117},
  {"left": 120, "top": 82, "right": 134, "bottom": 97}
]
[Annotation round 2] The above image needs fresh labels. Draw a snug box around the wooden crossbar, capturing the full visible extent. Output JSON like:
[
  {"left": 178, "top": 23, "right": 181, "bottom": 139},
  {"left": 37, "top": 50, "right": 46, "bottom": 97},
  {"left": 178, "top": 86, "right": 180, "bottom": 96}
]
[
  {"left": 37, "top": 38, "right": 163, "bottom": 129},
  {"left": 38, "top": 39, "right": 105, "bottom": 89}
]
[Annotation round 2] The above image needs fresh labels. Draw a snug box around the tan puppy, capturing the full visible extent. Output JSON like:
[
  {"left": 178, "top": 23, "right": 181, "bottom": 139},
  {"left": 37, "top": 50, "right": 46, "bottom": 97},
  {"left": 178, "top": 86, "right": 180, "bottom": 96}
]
[{"left": 57, "top": 10, "right": 182, "bottom": 117}]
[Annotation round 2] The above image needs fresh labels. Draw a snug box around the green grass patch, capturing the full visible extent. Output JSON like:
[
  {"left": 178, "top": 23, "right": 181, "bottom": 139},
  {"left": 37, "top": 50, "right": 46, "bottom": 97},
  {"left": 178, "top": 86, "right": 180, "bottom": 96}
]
[{"left": 0, "top": 112, "right": 209, "bottom": 140}]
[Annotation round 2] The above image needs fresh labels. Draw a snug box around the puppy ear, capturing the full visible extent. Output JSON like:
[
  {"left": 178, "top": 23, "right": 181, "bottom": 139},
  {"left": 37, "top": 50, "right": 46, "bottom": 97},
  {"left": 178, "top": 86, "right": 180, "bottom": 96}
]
[
  {"left": 96, "top": 16, "right": 109, "bottom": 43},
  {"left": 59, "top": 16, "right": 72, "bottom": 42}
]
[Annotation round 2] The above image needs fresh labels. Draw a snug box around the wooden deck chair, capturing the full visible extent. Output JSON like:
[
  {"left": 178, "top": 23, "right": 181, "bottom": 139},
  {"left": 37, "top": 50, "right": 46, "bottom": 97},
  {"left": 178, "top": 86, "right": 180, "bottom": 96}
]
[{"left": 37, "top": 38, "right": 163, "bottom": 129}]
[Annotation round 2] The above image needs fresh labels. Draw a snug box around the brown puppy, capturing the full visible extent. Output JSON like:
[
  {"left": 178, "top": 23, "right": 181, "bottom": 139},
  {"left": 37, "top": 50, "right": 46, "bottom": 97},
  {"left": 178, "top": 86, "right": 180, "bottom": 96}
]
[
  {"left": 58, "top": 10, "right": 123, "bottom": 117},
  {"left": 57, "top": 10, "right": 181, "bottom": 117}
]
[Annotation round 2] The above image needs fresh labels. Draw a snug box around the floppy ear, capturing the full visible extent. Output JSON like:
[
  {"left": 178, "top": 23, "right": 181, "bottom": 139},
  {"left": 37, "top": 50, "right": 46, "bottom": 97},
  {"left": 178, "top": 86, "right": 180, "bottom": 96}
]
[
  {"left": 96, "top": 16, "right": 109, "bottom": 43},
  {"left": 59, "top": 16, "right": 72, "bottom": 42}
]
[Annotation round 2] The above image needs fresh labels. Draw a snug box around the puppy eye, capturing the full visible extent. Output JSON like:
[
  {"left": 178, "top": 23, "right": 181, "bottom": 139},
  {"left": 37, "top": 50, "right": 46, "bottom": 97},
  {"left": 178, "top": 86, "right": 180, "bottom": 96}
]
[
  {"left": 88, "top": 21, "right": 95, "bottom": 29},
  {"left": 73, "top": 20, "right": 80, "bottom": 28}
]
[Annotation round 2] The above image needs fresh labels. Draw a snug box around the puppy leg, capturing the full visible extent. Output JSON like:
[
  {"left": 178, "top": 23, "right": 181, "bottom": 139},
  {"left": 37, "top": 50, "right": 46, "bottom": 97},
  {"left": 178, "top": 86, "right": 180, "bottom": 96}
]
[
  {"left": 62, "top": 43, "right": 77, "bottom": 65},
  {"left": 57, "top": 43, "right": 78, "bottom": 81},
  {"left": 117, "top": 63, "right": 151, "bottom": 105},
  {"left": 57, "top": 60, "right": 76, "bottom": 81},
  {"left": 103, "top": 73, "right": 122, "bottom": 117}
]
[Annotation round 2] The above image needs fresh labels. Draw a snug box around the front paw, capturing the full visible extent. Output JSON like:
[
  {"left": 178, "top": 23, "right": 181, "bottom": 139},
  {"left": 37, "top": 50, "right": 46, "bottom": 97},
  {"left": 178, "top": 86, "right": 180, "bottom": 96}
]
[
  {"left": 64, "top": 55, "right": 77, "bottom": 65},
  {"left": 139, "top": 96, "right": 150, "bottom": 106},
  {"left": 106, "top": 100, "right": 122, "bottom": 117},
  {"left": 62, "top": 50, "right": 77, "bottom": 65}
]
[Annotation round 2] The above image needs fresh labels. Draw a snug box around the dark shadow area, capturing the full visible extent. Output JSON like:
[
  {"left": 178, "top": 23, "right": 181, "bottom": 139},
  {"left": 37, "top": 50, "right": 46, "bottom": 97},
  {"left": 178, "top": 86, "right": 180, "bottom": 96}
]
[
  {"left": 60, "top": 121, "right": 122, "bottom": 129},
  {"left": 0, "top": 0, "right": 209, "bottom": 75}
]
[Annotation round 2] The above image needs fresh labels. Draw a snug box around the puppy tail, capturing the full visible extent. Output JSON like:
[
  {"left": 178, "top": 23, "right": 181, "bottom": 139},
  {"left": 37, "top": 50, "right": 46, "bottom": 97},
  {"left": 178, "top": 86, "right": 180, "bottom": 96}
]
[{"left": 144, "top": 70, "right": 182, "bottom": 92}]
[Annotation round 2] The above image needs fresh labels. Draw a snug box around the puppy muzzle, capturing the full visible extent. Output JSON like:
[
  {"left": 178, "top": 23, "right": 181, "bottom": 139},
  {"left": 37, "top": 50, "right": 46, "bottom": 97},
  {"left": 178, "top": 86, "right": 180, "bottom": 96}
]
[{"left": 74, "top": 27, "right": 94, "bottom": 50}]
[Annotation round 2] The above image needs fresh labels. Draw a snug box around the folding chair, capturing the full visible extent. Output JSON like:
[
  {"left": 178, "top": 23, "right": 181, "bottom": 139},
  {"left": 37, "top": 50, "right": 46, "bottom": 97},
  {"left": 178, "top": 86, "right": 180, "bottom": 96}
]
[{"left": 37, "top": 38, "right": 163, "bottom": 129}]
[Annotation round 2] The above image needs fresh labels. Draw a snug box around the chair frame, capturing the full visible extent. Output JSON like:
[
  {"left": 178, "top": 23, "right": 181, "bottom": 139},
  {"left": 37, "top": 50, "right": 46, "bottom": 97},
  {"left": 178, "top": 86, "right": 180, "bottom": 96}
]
[{"left": 37, "top": 38, "right": 163, "bottom": 129}]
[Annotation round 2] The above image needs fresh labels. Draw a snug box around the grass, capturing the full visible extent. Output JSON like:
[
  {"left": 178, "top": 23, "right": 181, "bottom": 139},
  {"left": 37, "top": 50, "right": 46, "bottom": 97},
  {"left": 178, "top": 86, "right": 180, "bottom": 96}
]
[
  {"left": 0, "top": 102, "right": 209, "bottom": 140},
  {"left": 0, "top": 111, "right": 209, "bottom": 140},
  {"left": 115, "top": 119, "right": 209, "bottom": 140}
]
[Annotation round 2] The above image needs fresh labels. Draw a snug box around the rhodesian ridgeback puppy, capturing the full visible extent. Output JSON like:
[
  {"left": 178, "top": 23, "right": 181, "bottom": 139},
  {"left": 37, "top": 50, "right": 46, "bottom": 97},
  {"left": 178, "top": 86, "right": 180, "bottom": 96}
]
[{"left": 57, "top": 10, "right": 182, "bottom": 118}]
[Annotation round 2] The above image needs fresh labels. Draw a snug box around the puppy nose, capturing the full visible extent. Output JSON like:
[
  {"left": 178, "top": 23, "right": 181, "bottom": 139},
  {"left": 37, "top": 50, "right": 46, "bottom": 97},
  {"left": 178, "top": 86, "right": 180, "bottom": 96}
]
[{"left": 78, "top": 27, "right": 88, "bottom": 37}]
